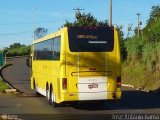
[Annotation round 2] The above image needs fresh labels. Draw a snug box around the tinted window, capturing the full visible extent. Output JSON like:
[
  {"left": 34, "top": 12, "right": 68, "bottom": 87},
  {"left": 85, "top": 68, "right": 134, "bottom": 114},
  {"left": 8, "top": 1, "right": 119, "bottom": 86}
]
[
  {"left": 33, "top": 36, "right": 61, "bottom": 60},
  {"left": 68, "top": 27, "right": 114, "bottom": 52}
]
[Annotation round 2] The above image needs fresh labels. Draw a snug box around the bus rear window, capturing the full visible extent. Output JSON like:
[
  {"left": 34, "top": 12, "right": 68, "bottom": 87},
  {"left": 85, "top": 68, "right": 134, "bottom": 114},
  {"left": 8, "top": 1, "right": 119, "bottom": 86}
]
[{"left": 68, "top": 27, "right": 114, "bottom": 52}]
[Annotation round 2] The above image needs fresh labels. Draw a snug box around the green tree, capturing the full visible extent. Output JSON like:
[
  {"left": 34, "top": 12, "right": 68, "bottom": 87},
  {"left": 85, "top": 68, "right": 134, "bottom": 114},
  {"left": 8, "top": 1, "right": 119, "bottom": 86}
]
[
  {"left": 143, "top": 5, "right": 160, "bottom": 43},
  {"left": 63, "top": 12, "right": 108, "bottom": 27},
  {"left": 75, "top": 12, "right": 97, "bottom": 26},
  {"left": 9, "top": 43, "right": 25, "bottom": 49},
  {"left": 5, "top": 43, "right": 30, "bottom": 57},
  {"left": 63, "top": 12, "right": 127, "bottom": 60},
  {"left": 34, "top": 27, "right": 48, "bottom": 39}
]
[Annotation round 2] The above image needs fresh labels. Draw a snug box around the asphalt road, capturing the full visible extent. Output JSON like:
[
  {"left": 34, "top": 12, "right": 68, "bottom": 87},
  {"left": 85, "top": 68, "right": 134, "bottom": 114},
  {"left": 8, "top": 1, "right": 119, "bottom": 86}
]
[
  {"left": 1, "top": 57, "right": 34, "bottom": 95},
  {"left": 0, "top": 57, "right": 160, "bottom": 119}
]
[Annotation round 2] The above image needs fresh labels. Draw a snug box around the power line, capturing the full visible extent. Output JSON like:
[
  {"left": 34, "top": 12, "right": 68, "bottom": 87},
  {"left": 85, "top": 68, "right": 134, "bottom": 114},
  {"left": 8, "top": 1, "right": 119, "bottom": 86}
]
[
  {"left": 0, "top": 18, "right": 75, "bottom": 26},
  {"left": 115, "top": 16, "right": 148, "bottom": 22},
  {"left": 73, "top": 8, "right": 84, "bottom": 13},
  {"left": 0, "top": 21, "right": 59, "bottom": 26},
  {"left": 0, "top": 16, "right": 149, "bottom": 26},
  {"left": 0, "top": 31, "right": 32, "bottom": 36},
  {"left": 78, "top": 0, "right": 89, "bottom": 8},
  {"left": 0, "top": 26, "right": 62, "bottom": 36}
]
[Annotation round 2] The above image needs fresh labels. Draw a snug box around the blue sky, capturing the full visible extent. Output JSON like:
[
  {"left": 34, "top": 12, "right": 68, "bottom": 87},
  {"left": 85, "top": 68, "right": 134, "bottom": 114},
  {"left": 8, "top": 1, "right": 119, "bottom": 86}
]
[{"left": 0, "top": 0, "right": 159, "bottom": 48}]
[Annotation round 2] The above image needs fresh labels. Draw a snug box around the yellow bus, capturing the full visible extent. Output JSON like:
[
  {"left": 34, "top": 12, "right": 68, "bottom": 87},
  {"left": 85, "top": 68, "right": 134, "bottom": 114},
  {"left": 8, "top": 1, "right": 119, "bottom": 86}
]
[{"left": 29, "top": 26, "right": 121, "bottom": 106}]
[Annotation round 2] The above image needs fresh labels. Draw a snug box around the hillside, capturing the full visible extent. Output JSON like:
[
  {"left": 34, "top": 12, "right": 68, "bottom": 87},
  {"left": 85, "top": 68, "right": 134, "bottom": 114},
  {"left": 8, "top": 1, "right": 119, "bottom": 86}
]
[{"left": 122, "top": 5, "right": 160, "bottom": 91}]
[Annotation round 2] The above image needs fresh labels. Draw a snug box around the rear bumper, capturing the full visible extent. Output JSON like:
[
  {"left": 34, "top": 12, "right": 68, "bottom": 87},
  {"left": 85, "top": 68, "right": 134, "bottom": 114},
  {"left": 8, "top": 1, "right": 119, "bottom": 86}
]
[{"left": 60, "top": 91, "right": 121, "bottom": 102}]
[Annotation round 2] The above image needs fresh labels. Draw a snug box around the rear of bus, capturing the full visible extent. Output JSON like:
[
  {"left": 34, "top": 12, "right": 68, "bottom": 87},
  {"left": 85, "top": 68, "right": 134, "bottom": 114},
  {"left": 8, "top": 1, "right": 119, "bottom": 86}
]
[{"left": 61, "top": 27, "right": 121, "bottom": 102}]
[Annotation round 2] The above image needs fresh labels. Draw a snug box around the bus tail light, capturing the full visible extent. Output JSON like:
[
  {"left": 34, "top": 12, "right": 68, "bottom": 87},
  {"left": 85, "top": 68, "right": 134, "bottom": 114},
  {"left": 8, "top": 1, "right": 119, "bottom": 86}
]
[
  {"left": 62, "top": 78, "right": 67, "bottom": 90},
  {"left": 117, "top": 77, "right": 121, "bottom": 88}
]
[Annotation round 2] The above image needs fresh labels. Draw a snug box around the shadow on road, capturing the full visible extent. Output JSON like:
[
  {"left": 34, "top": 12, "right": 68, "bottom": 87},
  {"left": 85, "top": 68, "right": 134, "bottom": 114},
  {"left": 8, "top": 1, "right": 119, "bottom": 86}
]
[
  {"left": 72, "top": 90, "right": 160, "bottom": 111},
  {"left": 1, "top": 57, "right": 160, "bottom": 112}
]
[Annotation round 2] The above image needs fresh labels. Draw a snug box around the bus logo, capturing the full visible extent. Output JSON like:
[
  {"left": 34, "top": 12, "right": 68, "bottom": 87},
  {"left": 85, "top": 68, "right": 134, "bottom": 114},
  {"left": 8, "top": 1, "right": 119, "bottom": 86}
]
[
  {"left": 77, "top": 35, "right": 98, "bottom": 39},
  {"left": 88, "top": 83, "right": 98, "bottom": 89}
]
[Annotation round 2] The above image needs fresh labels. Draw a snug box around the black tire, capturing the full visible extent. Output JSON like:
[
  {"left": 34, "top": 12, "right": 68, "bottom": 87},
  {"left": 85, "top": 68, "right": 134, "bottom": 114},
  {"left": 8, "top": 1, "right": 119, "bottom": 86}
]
[
  {"left": 33, "top": 81, "right": 40, "bottom": 95},
  {"left": 34, "top": 90, "right": 40, "bottom": 95},
  {"left": 49, "top": 86, "right": 58, "bottom": 107}
]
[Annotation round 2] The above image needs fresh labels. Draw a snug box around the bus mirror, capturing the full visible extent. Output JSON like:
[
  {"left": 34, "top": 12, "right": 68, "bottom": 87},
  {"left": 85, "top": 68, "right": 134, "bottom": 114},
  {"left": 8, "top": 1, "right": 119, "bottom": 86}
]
[{"left": 26, "top": 57, "right": 32, "bottom": 67}]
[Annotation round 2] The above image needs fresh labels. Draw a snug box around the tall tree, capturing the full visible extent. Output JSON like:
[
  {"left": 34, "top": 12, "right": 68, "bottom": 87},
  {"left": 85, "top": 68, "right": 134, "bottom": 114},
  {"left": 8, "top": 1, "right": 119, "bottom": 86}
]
[
  {"left": 63, "top": 12, "right": 108, "bottom": 27},
  {"left": 143, "top": 5, "right": 160, "bottom": 43},
  {"left": 34, "top": 27, "right": 48, "bottom": 39},
  {"left": 9, "top": 43, "right": 25, "bottom": 49}
]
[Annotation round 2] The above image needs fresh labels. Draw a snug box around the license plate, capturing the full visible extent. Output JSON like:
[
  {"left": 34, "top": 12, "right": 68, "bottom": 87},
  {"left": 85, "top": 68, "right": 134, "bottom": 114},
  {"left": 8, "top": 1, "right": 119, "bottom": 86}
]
[{"left": 88, "top": 83, "right": 98, "bottom": 89}]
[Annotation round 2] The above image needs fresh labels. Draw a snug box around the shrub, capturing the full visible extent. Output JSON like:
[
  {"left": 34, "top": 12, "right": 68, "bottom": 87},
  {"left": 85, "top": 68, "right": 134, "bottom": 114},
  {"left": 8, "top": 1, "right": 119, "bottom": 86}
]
[
  {"left": 125, "top": 37, "right": 143, "bottom": 63},
  {"left": 7, "top": 46, "right": 31, "bottom": 57}
]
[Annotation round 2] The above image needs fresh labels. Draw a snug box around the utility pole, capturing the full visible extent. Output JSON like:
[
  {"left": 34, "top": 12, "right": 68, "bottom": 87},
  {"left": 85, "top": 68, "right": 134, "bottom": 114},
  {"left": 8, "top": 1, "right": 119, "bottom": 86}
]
[
  {"left": 137, "top": 13, "right": 141, "bottom": 38},
  {"left": 109, "top": 0, "right": 112, "bottom": 27},
  {"left": 33, "top": 8, "right": 37, "bottom": 40}
]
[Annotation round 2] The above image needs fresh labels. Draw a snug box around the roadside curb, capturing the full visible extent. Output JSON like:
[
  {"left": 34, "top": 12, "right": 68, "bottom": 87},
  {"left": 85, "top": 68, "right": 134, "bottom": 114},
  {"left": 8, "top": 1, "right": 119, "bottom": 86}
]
[
  {"left": 122, "top": 84, "right": 150, "bottom": 92},
  {"left": 0, "top": 64, "right": 22, "bottom": 93}
]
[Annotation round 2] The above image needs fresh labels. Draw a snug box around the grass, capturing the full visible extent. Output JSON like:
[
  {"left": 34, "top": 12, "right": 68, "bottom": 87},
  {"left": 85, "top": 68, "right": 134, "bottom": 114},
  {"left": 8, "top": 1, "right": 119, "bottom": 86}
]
[
  {"left": 7, "top": 45, "right": 30, "bottom": 57},
  {"left": 122, "top": 62, "right": 160, "bottom": 91},
  {"left": 122, "top": 38, "right": 160, "bottom": 91},
  {"left": 0, "top": 79, "right": 9, "bottom": 93}
]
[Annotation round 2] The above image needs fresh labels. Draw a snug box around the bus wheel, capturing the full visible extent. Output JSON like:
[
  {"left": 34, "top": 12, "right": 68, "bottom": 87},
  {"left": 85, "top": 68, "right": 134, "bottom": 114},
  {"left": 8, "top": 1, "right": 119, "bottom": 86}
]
[
  {"left": 49, "top": 86, "right": 58, "bottom": 107},
  {"left": 33, "top": 81, "right": 40, "bottom": 95},
  {"left": 46, "top": 89, "right": 50, "bottom": 103}
]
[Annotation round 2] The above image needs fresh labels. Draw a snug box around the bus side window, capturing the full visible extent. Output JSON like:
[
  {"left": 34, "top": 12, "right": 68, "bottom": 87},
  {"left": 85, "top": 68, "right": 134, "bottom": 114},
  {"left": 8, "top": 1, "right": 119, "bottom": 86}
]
[
  {"left": 52, "top": 37, "right": 61, "bottom": 60},
  {"left": 33, "top": 36, "right": 61, "bottom": 61}
]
